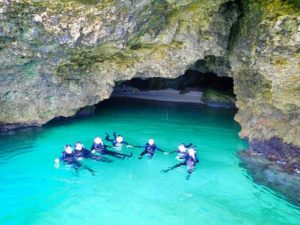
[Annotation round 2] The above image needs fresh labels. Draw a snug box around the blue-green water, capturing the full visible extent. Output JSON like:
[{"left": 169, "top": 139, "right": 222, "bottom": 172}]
[{"left": 0, "top": 99, "right": 299, "bottom": 225}]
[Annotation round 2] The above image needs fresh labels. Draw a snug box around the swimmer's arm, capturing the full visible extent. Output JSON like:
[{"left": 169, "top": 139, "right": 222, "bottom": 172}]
[
  {"left": 157, "top": 147, "right": 169, "bottom": 154},
  {"left": 123, "top": 141, "right": 133, "bottom": 148},
  {"left": 105, "top": 133, "right": 114, "bottom": 142},
  {"left": 168, "top": 150, "right": 177, "bottom": 154}
]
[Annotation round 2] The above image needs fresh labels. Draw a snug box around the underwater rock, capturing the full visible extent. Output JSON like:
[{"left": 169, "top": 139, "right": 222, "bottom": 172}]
[{"left": 238, "top": 140, "right": 300, "bottom": 205}]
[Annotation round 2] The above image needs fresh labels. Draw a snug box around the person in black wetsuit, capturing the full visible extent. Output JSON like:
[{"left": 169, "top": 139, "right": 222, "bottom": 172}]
[
  {"left": 161, "top": 146, "right": 199, "bottom": 180},
  {"left": 91, "top": 137, "right": 132, "bottom": 159},
  {"left": 74, "top": 142, "right": 112, "bottom": 163},
  {"left": 105, "top": 132, "right": 132, "bottom": 148},
  {"left": 168, "top": 143, "right": 193, "bottom": 161},
  {"left": 74, "top": 142, "right": 91, "bottom": 159},
  {"left": 55, "top": 145, "right": 96, "bottom": 175},
  {"left": 138, "top": 139, "right": 167, "bottom": 159}
]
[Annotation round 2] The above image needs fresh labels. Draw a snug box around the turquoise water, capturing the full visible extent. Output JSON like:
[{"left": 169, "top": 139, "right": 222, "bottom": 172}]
[{"left": 0, "top": 99, "right": 299, "bottom": 225}]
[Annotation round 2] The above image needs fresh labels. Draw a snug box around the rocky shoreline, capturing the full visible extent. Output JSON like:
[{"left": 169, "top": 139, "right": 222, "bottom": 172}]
[{"left": 239, "top": 138, "right": 300, "bottom": 205}]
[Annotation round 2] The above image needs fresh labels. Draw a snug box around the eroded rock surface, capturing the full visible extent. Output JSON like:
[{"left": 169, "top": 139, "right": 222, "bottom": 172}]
[
  {"left": 230, "top": 0, "right": 300, "bottom": 147},
  {"left": 0, "top": 0, "right": 238, "bottom": 130}
]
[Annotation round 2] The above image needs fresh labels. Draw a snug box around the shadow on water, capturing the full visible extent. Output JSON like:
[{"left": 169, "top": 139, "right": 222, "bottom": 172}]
[{"left": 95, "top": 98, "right": 238, "bottom": 117}]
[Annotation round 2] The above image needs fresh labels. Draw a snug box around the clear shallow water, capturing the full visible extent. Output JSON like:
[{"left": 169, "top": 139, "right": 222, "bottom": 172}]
[{"left": 0, "top": 99, "right": 299, "bottom": 225}]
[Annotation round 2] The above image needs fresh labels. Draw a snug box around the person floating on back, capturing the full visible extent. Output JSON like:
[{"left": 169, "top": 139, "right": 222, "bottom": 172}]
[
  {"left": 138, "top": 139, "right": 167, "bottom": 159},
  {"left": 91, "top": 137, "right": 132, "bottom": 159},
  {"left": 168, "top": 143, "right": 193, "bottom": 161},
  {"left": 161, "top": 146, "right": 199, "bottom": 180},
  {"left": 74, "top": 142, "right": 112, "bottom": 163},
  {"left": 55, "top": 145, "right": 96, "bottom": 176},
  {"left": 105, "top": 132, "right": 132, "bottom": 148}
]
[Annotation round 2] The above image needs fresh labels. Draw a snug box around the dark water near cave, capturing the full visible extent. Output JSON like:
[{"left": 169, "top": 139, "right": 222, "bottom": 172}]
[{"left": 0, "top": 99, "right": 299, "bottom": 225}]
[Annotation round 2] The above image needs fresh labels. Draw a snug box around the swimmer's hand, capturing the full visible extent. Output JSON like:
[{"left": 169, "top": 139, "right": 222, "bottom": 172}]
[
  {"left": 164, "top": 152, "right": 169, "bottom": 155},
  {"left": 77, "top": 157, "right": 83, "bottom": 161},
  {"left": 91, "top": 150, "right": 96, "bottom": 153},
  {"left": 127, "top": 145, "right": 133, "bottom": 148},
  {"left": 54, "top": 158, "right": 60, "bottom": 168}
]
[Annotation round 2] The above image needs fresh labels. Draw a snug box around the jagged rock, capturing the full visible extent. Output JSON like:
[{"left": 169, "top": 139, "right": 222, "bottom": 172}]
[{"left": 230, "top": 0, "right": 300, "bottom": 147}]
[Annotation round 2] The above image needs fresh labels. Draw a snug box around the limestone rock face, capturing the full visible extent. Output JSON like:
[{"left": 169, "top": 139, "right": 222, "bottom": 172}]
[
  {"left": 0, "top": 0, "right": 238, "bottom": 130},
  {"left": 230, "top": 0, "right": 300, "bottom": 147}
]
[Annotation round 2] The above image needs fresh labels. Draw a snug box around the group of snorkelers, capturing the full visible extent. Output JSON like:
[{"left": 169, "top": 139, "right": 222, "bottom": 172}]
[{"left": 55, "top": 132, "right": 199, "bottom": 180}]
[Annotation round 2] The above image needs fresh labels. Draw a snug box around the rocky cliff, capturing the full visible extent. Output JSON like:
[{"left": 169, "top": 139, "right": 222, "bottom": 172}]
[
  {"left": 0, "top": 0, "right": 238, "bottom": 130},
  {"left": 231, "top": 0, "right": 300, "bottom": 148},
  {"left": 230, "top": 0, "right": 300, "bottom": 204},
  {"left": 0, "top": 0, "right": 299, "bottom": 202}
]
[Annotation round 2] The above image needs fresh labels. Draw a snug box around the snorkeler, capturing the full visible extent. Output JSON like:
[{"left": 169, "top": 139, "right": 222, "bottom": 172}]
[
  {"left": 91, "top": 137, "right": 132, "bottom": 159},
  {"left": 55, "top": 145, "right": 96, "bottom": 176},
  {"left": 138, "top": 139, "right": 167, "bottom": 159},
  {"left": 161, "top": 146, "right": 199, "bottom": 180},
  {"left": 105, "top": 132, "right": 132, "bottom": 147},
  {"left": 74, "top": 142, "right": 112, "bottom": 163}
]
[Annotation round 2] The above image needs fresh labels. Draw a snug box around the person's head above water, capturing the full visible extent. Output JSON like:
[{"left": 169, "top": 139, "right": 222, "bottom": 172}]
[
  {"left": 188, "top": 147, "right": 196, "bottom": 158},
  {"left": 148, "top": 139, "right": 155, "bottom": 145},
  {"left": 64, "top": 145, "right": 73, "bottom": 154},
  {"left": 94, "top": 137, "right": 103, "bottom": 145},
  {"left": 116, "top": 136, "right": 124, "bottom": 143},
  {"left": 75, "top": 142, "right": 83, "bottom": 151},
  {"left": 178, "top": 144, "right": 187, "bottom": 152}
]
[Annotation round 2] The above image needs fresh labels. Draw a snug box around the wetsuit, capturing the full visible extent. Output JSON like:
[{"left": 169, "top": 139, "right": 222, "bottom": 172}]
[
  {"left": 60, "top": 151, "right": 95, "bottom": 175},
  {"left": 74, "top": 147, "right": 112, "bottom": 162},
  {"left": 168, "top": 143, "right": 193, "bottom": 160},
  {"left": 161, "top": 150, "right": 199, "bottom": 180},
  {"left": 105, "top": 132, "right": 130, "bottom": 147},
  {"left": 74, "top": 148, "right": 91, "bottom": 158},
  {"left": 139, "top": 143, "right": 164, "bottom": 159},
  {"left": 91, "top": 143, "right": 132, "bottom": 159},
  {"left": 61, "top": 151, "right": 78, "bottom": 165}
]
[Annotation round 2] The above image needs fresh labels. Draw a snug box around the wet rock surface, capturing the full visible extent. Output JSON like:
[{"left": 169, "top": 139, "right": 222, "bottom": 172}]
[{"left": 239, "top": 143, "right": 300, "bottom": 205}]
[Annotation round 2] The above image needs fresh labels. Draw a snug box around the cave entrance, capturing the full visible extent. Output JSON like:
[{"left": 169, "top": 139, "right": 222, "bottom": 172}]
[{"left": 111, "top": 70, "right": 236, "bottom": 108}]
